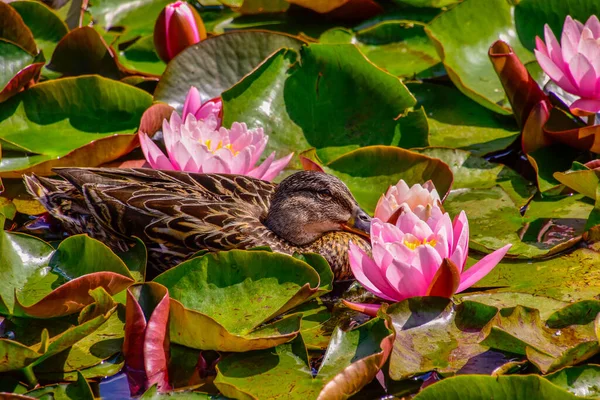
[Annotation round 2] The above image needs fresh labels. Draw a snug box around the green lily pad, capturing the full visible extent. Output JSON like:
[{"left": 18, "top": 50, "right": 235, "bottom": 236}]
[
  {"left": 154, "top": 250, "right": 321, "bottom": 351},
  {"left": 0, "top": 75, "right": 152, "bottom": 176},
  {"left": 396, "top": 0, "right": 461, "bottom": 7},
  {"left": 425, "top": 0, "right": 535, "bottom": 114},
  {"left": 387, "top": 297, "right": 503, "bottom": 380},
  {"left": 119, "top": 35, "right": 165, "bottom": 76},
  {"left": 414, "top": 375, "right": 581, "bottom": 399},
  {"left": 10, "top": 1, "right": 68, "bottom": 60},
  {"left": 320, "top": 21, "right": 444, "bottom": 79},
  {"left": 214, "top": 317, "right": 393, "bottom": 399},
  {"left": 408, "top": 82, "right": 520, "bottom": 155},
  {"left": 554, "top": 166, "right": 600, "bottom": 201},
  {"left": 36, "top": 354, "right": 124, "bottom": 382},
  {"left": 10, "top": 234, "right": 134, "bottom": 318},
  {"left": 86, "top": 0, "right": 171, "bottom": 43},
  {"left": 444, "top": 187, "right": 589, "bottom": 258},
  {"left": 416, "top": 147, "right": 535, "bottom": 207},
  {"left": 317, "top": 146, "right": 453, "bottom": 214},
  {"left": 481, "top": 306, "right": 599, "bottom": 373},
  {"left": 545, "top": 365, "right": 600, "bottom": 398},
  {"left": 473, "top": 248, "right": 600, "bottom": 302},
  {"left": 514, "top": 0, "right": 600, "bottom": 51},
  {"left": 140, "top": 385, "right": 214, "bottom": 399},
  {"left": 460, "top": 292, "right": 567, "bottom": 321},
  {"left": 154, "top": 30, "right": 305, "bottom": 111},
  {"left": 547, "top": 300, "right": 600, "bottom": 329}
]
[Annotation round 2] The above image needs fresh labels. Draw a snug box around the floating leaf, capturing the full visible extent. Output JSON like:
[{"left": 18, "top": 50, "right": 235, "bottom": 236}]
[
  {"left": 314, "top": 146, "right": 453, "bottom": 214},
  {"left": 408, "top": 82, "right": 519, "bottom": 155},
  {"left": 461, "top": 292, "right": 567, "bottom": 322},
  {"left": 10, "top": 1, "right": 68, "bottom": 60},
  {"left": 25, "top": 371, "right": 94, "bottom": 400},
  {"left": 545, "top": 365, "right": 600, "bottom": 399},
  {"left": 47, "top": 27, "right": 122, "bottom": 79},
  {"left": 414, "top": 374, "right": 581, "bottom": 399},
  {"left": 481, "top": 306, "right": 599, "bottom": 373},
  {"left": 0, "top": 2, "right": 37, "bottom": 55},
  {"left": 320, "top": 21, "right": 444, "bottom": 79},
  {"left": 0, "top": 75, "right": 152, "bottom": 176},
  {"left": 12, "top": 235, "right": 134, "bottom": 318},
  {"left": 154, "top": 31, "right": 305, "bottom": 111},
  {"left": 0, "top": 40, "right": 42, "bottom": 104},
  {"left": 215, "top": 317, "right": 393, "bottom": 399},
  {"left": 473, "top": 247, "right": 600, "bottom": 302},
  {"left": 425, "top": 0, "right": 535, "bottom": 114},
  {"left": 119, "top": 36, "right": 166, "bottom": 76},
  {"left": 387, "top": 297, "right": 503, "bottom": 380},
  {"left": 154, "top": 250, "right": 321, "bottom": 351}
]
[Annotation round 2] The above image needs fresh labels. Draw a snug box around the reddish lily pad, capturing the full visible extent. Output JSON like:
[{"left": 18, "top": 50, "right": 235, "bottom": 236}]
[
  {"left": 0, "top": 39, "right": 43, "bottom": 103},
  {"left": 214, "top": 316, "right": 394, "bottom": 399},
  {"left": 47, "top": 27, "right": 122, "bottom": 79},
  {"left": 0, "top": 2, "right": 37, "bottom": 55},
  {"left": 124, "top": 283, "right": 171, "bottom": 396},
  {"left": 154, "top": 250, "right": 321, "bottom": 351},
  {"left": 0, "top": 75, "right": 152, "bottom": 176}
]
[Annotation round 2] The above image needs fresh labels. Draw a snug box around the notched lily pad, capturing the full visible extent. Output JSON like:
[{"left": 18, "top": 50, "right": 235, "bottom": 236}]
[{"left": 154, "top": 250, "right": 322, "bottom": 351}]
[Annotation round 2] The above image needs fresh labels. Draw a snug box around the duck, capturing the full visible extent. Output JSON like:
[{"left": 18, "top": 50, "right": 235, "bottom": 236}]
[{"left": 23, "top": 168, "right": 372, "bottom": 280}]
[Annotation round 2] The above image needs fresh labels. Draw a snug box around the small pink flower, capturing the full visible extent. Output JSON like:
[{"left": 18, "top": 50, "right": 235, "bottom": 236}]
[
  {"left": 535, "top": 15, "right": 600, "bottom": 114},
  {"left": 347, "top": 208, "right": 511, "bottom": 314},
  {"left": 374, "top": 180, "right": 441, "bottom": 223},
  {"left": 154, "top": 1, "right": 207, "bottom": 63},
  {"left": 139, "top": 93, "right": 293, "bottom": 180},
  {"left": 182, "top": 86, "right": 222, "bottom": 128}
]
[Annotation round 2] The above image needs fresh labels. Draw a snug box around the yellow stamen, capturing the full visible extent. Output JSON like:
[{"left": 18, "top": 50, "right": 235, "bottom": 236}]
[
  {"left": 200, "top": 140, "right": 239, "bottom": 155},
  {"left": 404, "top": 238, "right": 437, "bottom": 250}
]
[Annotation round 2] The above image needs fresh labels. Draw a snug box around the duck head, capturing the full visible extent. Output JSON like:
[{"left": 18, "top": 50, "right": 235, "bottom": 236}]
[{"left": 265, "top": 171, "right": 371, "bottom": 246}]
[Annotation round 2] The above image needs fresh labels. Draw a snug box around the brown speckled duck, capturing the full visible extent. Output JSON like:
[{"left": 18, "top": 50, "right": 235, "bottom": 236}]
[{"left": 24, "top": 168, "right": 372, "bottom": 279}]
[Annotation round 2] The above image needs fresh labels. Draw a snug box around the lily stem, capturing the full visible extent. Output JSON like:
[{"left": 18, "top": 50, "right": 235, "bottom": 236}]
[{"left": 22, "top": 365, "right": 38, "bottom": 387}]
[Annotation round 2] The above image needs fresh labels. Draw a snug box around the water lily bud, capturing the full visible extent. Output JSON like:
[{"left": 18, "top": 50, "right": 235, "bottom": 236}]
[{"left": 154, "top": 1, "right": 207, "bottom": 63}]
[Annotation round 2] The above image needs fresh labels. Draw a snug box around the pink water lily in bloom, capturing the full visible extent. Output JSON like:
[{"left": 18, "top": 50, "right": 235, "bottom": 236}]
[
  {"left": 374, "top": 180, "right": 441, "bottom": 223},
  {"left": 139, "top": 94, "right": 293, "bottom": 180},
  {"left": 346, "top": 208, "right": 511, "bottom": 315},
  {"left": 181, "top": 86, "right": 223, "bottom": 128},
  {"left": 535, "top": 15, "right": 600, "bottom": 114}
]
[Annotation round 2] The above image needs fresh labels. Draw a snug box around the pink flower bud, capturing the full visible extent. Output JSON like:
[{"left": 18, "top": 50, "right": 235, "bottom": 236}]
[{"left": 154, "top": 1, "right": 207, "bottom": 63}]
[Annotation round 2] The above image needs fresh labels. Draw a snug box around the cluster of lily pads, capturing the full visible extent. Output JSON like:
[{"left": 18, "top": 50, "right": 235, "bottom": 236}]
[{"left": 4, "top": 0, "right": 600, "bottom": 399}]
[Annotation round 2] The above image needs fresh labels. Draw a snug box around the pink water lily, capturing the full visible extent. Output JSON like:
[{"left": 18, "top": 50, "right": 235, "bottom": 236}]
[
  {"left": 139, "top": 106, "right": 293, "bottom": 180},
  {"left": 182, "top": 86, "right": 222, "bottom": 128},
  {"left": 535, "top": 15, "right": 600, "bottom": 114},
  {"left": 374, "top": 180, "right": 441, "bottom": 223},
  {"left": 154, "top": 1, "right": 207, "bottom": 62},
  {"left": 347, "top": 208, "right": 511, "bottom": 315}
]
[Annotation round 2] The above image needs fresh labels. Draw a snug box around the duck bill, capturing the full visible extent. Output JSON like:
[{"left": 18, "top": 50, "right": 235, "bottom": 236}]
[{"left": 341, "top": 209, "right": 371, "bottom": 241}]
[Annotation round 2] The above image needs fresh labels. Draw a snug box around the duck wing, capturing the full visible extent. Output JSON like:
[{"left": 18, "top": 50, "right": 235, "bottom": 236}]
[{"left": 50, "top": 168, "right": 276, "bottom": 255}]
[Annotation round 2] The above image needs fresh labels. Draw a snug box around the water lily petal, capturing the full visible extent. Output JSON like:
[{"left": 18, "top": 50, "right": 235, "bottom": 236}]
[
  {"left": 414, "top": 245, "right": 442, "bottom": 283},
  {"left": 535, "top": 49, "right": 579, "bottom": 94},
  {"left": 260, "top": 152, "right": 294, "bottom": 181},
  {"left": 543, "top": 24, "right": 566, "bottom": 70},
  {"left": 570, "top": 98, "right": 600, "bottom": 114},
  {"left": 584, "top": 15, "right": 600, "bottom": 38},
  {"left": 385, "top": 260, "right": 428, "bottom": 299},
  {"left": 342, "top": 300, "right": 381, "bottom": 317},
  {"left": 456, "top": 244, "right": 512, "bottom": 293},
  {"left": 569, "top": 53, "right": 597, "bottom": 97},
  {"left": 139, "top": 132, "right": 176, "bottom": 171},
  {"left": 349, "top": 242, "right": 399, "bottom": 301},
  {"left": 562, "top": 16, "right": 583, "bottom": 63},
  {"left": 182, "top": 87, "right": 202, "bottom": 119},
  {"left": 247, "top": 152, "right": 275, "bottom": 179}
]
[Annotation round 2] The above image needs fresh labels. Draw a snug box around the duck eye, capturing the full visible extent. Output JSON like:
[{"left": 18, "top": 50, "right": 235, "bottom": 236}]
[{"left": 317, "top": 190, "right": 332, "bottom": 201}]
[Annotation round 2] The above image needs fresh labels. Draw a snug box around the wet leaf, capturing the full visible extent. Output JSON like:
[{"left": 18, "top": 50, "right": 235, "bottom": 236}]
[
  {"left": 0, "top": 75, "right": 152, "bottom": 176},
  {"left": 25, "top": 371, "right": 94, "bottom": 400},
  {"left": 154, "top": 250, "right": 321, "bottom": 351},
  {"left": 154, "top": 31, "right": 305, "bottom": 112},
  {"left": 481, "top": 306, "right": 599, "bottom": 373},
  {"left": 214, "top": 317, "right": 393, "bottom": 399},
  {"left": 414, "top": 374, "right": 581, "bottom": 399},
  {"left": 545, "top": 365, "right": 600, "bottom": 398},
  {"left": 425, "top": 0, "right": 535, "bottom": 114},
  {"left": 119, "top": 36, "right": 165, "bottom": 76},
  {"left": 387, "top": 297, "right": 503, "bottom": 380}
]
